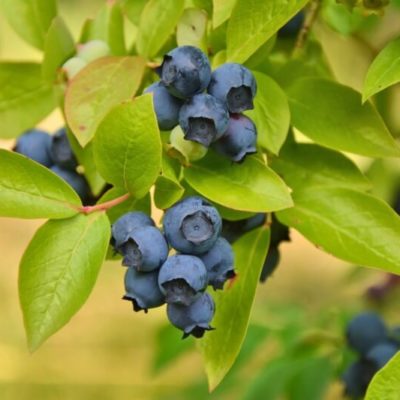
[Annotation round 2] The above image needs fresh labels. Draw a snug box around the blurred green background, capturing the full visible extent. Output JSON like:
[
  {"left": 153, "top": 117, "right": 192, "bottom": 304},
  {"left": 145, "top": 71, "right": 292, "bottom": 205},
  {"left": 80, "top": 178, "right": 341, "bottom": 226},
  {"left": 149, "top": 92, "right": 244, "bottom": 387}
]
[{"left": 1, "top": 1, "right": 400, "bottom": 399}]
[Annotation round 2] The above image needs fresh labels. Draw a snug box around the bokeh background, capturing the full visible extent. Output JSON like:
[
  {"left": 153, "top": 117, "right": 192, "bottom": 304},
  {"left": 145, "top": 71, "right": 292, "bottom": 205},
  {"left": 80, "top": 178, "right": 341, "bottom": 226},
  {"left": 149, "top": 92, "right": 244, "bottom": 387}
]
[{"left": 1, "top": 1, "right": 400, "bottom": 399}]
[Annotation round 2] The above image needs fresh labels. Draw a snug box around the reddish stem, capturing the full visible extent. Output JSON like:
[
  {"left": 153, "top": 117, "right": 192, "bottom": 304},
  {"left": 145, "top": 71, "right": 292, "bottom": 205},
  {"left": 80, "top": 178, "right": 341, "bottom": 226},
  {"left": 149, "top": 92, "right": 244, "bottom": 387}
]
[{"left": 79, "top": 193, "right": 130, "bottom": 214}]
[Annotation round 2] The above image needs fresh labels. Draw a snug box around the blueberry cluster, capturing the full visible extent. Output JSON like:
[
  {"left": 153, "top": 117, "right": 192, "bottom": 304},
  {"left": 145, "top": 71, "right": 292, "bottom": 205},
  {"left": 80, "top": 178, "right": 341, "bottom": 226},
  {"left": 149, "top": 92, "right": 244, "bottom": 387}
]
[
  {"left": 111, "top": 196, "right": 235, "bottom": 338},
  {"left": 14, "top": 128, "right": 90, "bottom": 200},
  {"left": 145, "top": 45, "right": 258, "bottom": 162},
  {"left": 342, "top": 312, "right": 400, "bottom": 398},
  {"left": 222, "top": 213, "right": 290, "bottom": 282}
]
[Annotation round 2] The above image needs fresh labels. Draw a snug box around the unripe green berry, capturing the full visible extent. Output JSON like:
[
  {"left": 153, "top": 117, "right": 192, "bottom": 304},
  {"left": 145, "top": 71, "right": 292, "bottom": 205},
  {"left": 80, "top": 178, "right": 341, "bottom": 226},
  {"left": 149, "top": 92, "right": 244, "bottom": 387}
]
[
  {"left": 170, "top": 125, "right": 208, "bottom": 161},
  {"left": 77, "top": 40, "right": 110, "bottom": 63},
  {"left": 62, "top": 57, "right": 87, "bottom": 79}
]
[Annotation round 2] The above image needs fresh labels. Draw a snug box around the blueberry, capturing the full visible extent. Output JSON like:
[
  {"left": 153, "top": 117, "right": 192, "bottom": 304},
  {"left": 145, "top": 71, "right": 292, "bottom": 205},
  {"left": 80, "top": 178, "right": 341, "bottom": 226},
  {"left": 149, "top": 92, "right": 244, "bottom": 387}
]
[
  {"left": 260, "top": 246, "right": 280, "bottom": 283},
  {"left": 77, "top": 40, "right": 110, "bottom": 63},
  {"left": 158, "top": 255, "right": 208, "bottom": 306},
  {"left": 222, "top": 213, "right": 266, "bottom": 243},
  {"left": 50, "top": 165, "right": 90, "bottom": 200},
  {"left": 179, "top": 94, "right": 229, "bottom": 147},
  {"left": 270, "top": 215, "right": 291, "bottom": 247},
  {"left": 163, "top": 196, "right": 222, "bottom": 255},
  {"left": 120, "top": 226, "right": 169, "bottom": 272},
  {"left": 278, "top": 12, "right": 305, "bottom": 38},
  {"left": 199, "top": 238, "right": 235, "bottom": 290},
  {"left": 14, "top": 129, "right": 53, "bottom": 167},
  {"left": 366, "top": 342, "right": 399, "bottom": 369},
  {"left": 144, "top": 81, "right": 183, "bottom": 130},
  {"left": 208, "top": 63, "right": 257, "bottom": 113},
  {"left": 123, "top": 267, "right": 165, "bottom": 312},
  {"left": 213, "top": 114, "right": 257, "bottom": 162},
  {"left": 111, "top": 211, "right": 155, "bottom": 250},
  {"left": 169, "top": 125, "right": 208, "bottom": 161},
  {"left": 160, "top": 46, "right": 211, "bottom": 99},
  {"left": 167, "top": 292, "right": 215, "bottom": 338},
  {"left": 342, "top": 360, "right": 375, "bottom": 399},
  {"left": 390, "top": 325, "right": 400, "bottom": 345},
  {"left": 346, "top": 312, "right": 388, "bottom": 355},
  {"left": 50, "top": 128, "right": 78, "bottom": 170}
]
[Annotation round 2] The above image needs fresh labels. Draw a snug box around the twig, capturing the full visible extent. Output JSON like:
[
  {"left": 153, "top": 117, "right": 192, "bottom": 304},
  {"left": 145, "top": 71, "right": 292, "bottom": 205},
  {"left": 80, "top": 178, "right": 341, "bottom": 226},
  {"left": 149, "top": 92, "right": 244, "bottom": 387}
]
[{"left": 79, "top": 193, "right": 130, "bottom": 214}]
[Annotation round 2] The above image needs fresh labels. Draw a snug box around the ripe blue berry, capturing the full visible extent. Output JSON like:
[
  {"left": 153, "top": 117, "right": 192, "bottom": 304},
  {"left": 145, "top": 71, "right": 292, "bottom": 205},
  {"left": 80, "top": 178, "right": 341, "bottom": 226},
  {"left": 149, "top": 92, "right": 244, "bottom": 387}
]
[
  {"left": 213, "top": 114, "right": 257, "bottom": 162},
  {"left": 123, "top": 267, "right": 165, "bottom": 312},
  {"left": 14, "top": 129, "right": 53, "bottom": 167},
  {"left": 346, "top": 312, "right": 388, "bottom": 355},
  {"left": 144, "top": 81, "right": 183, "bottom": 130},
  {"left": 260, "top": 246, "right": 280, "bottom": 283},
  {"left": 160, "top": 46, "right": 211, "bottom": 99},
  {"left": 366, "top": 342, "right": 399, "bottom": 369},
  {"left": 111, "top": 211, "right": 155, "bottom": 250},
  {"left": 50, "top": 128, "right": 78, "bottom": 170},
  {"left": 342, "top": 360, "right": 375, "bottom": 399},
  {"left": 179, "top": 94, "right": 229, "bottom": 147},
  {"left": 163, "top": 196, "right": 222, "bottom": 255},
  {"left": 158, "top": 255, "right": 208, "bottom": 306},
  {"left": 199, "top": 237, "right": 235, "bottom": 290},
  {"left": 167, "top": 292, "right": 215, "bottom": 338},
  {"left": 50, "top": 165, "right": 89, "bottom": 200},
  {"left": 120, "top": 226, "right": 169, "bottom": 272},
  {"left": 278, "top": 12, "right": 305, "bottom": 38},
  {"left": 208, "top": 63, "right": 257, "bottom": 113}
]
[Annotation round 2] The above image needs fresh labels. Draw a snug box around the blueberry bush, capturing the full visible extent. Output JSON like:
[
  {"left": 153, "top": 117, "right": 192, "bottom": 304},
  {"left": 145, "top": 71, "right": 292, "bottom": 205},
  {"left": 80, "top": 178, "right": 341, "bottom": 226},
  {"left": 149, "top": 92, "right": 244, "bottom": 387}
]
[{"left": 1, "top": 0, "right": 400, "bottom": 398}]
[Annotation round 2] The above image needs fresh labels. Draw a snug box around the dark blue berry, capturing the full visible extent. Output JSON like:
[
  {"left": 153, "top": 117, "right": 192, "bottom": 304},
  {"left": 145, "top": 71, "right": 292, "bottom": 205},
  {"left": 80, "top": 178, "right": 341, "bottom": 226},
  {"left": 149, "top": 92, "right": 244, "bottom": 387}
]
[
  {"left": 158, "top": 255, "right": 208, "bottom": 306},
  {"left": 111, "top": 211, "right": 155, "bottom": 250},
  {"left": 366, "top": 342, "right": 399, "bottom": 369},
  {"left": 167, "top": 292, "right": 215, "bottom": 338},
  {"left": 346, "top": 312, "right": 388, "bottom": 355},
  {"left": 208, "top": 63, "right": 257, "bottom": 113},
  {"left": 14, "top": 129, "right": 53, "bottom": 167},
  {"left": 179, "top": 94, "right": 229, "bottom": 147},
  {"left": 50, "top": 165, "right": 90, "bottom": 200},
  {"left": 50, "top": 127, "right": 78, "bottom": 170},
  {"left": 123, "top": 267, "right": 165, "bottom": 312},
  {"left": 144, "top": 81, "right": 183, "bottom": 130},
  {"left": 199, "top": 237, "right": 235, "bottom": 290},
  {"left": 120, "top": 226, "right": 169, "bottom": 272},
  {"left": 213, "top": 114, "right": 257, "bottom": 162},
  {"left": 278, "top": 12, "right": 305, "bottom": 38},
  {"left": 163, "top": 196, "right": 222, "bottom": 255},
  {"left": 342, "top": 360, "right": 375, "bottom": 399},
  {"left": 160, "top": 46, "right": 211, "bottom": 99}
]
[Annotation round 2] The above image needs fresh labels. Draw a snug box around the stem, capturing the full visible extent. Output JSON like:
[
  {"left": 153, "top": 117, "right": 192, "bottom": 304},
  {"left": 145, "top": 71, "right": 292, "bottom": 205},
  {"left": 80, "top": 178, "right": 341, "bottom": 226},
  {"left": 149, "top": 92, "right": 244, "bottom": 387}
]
[
  {"left": 146, "top": 61, "right": 160, "bottom": 69},
  {"left": 79, "top": 193, "right": 130, "bottom": 214},
  {"left": 292, "top": 0, "right": 322, "bottom": 58}
]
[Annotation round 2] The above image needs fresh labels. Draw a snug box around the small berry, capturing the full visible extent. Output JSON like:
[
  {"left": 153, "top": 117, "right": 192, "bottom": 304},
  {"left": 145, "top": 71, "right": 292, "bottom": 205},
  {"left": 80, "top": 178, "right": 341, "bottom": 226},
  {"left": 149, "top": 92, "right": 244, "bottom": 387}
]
[
  {"left": 169, "top": 125, "right": 208, "bottom": 161},
  {"left": 342, "top": 360, "right": 375, "bottom": 399},
  {"left": 278, "top": 12, "right": 305, "bottom": 38},
  {"left": 77, "top": 40, "right": 110, "bottom": 63},
  {"left": 62, "top": 57, "right": 87, "bottom": 79},
  {"left": 50, "top": 128, "right": 78, "bottom": 170},
  {"left": 366, "top": 342, "right": 399, "bottom": 369},
  {"left": 50, "top": 165, "right": 90, "bottom": 200}
]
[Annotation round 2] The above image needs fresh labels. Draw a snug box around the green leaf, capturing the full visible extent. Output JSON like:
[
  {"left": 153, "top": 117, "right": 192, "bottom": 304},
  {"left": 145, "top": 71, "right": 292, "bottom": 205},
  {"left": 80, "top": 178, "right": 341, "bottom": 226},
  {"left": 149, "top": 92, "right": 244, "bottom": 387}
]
[
  {"left": 0, "top": 150, "right": 81, "bottom": 219},
  {"left": 0, "top": 63, "right": 56, "bottom": 139},
  {"left": 212, "top": 0, "right": 236, "bottom": 28},
  {"left": 199, "top": 226, "right": 270, "bottom": 390},
  {"left": 184, "top": 151, "right": 293, "bottom": 212},
  {"left": 19, "top": 212, "right": 110, "bottom": 351},
  {"left": 82, "top": 2, "right": 126, "bottom": 55},
  {"left": 136, "top": 0, "right": 185, "bottom": 58},
  {"left": 65, "top": 56, "right": 145, "bottom": 147},
  {"left": 122, "top": 0, "right": 147, "bottom": 26},
  {"left": 177, "top": 8, "right": 208, "bottom": 52},
  {"left": 66, "top": 130, "right": 105, "bottom": 196},
  {"left": 0, "top": 0, "right": 57, "bottom": 49},
  {"left": 287, "top": 78, "right": 400, "bottom": 158},
  {"left": 154, "top": 156, "right": 184, "bottom": 210},
  {"left": 246, "top": 72, "right": 290, "bottom": 155},
  {"left": 98, "top": 186, "right": 151, "bottom": 224},
  {"left": 42, "top": 16, "right": 76, "bottom": 83},
  {"left": 93, "top": 95, "right": 162, "bottom": 198},
  {"left": 363, "top": 36, "right": 400, "bottom": 102},
  {"left": 277, "top": 187, "right": 400, "bottom": 274},
  {"left": 365, "top": 352, "right": 400, "bottom": 400},
  {"left": 271, "top": 141, "right": 371, "bottom": 192},
  {"left": 226, "top": 0, "right": 309, "bottom": 63},
  {"left": 152, "top": 323, "right": 195, "bottom": 374}
]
